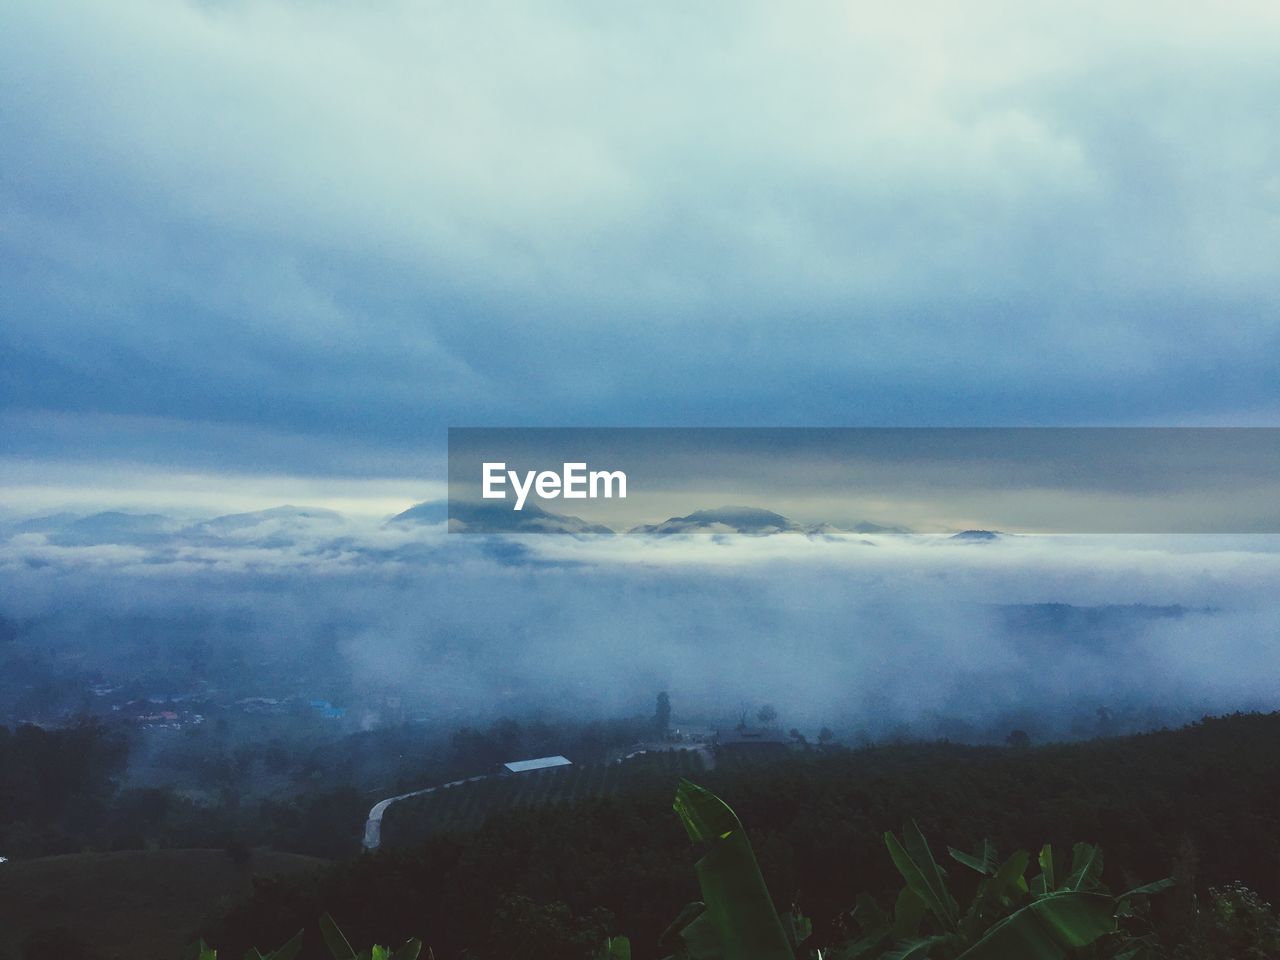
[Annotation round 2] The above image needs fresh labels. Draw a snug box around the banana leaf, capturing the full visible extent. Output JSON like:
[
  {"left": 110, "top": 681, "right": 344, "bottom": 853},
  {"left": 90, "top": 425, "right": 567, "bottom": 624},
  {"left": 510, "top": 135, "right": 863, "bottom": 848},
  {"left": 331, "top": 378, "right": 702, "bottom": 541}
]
[
  {"left": 1063, "top": 844, "right": 1103, "bottom": 891},
  {"left": 660, "top": 901, "right": 722, "bottom": 960},
  {"left": 781, "top": 908, "right": 812, "bottom": 952},
  {"left": 672, "top": 780, "right": 794, "bottom": 960},
  {"left": 1034, "top": 844, "right": 1055, "bottom": 895},
  {"left": 320, "top": 915, "right": 357, "bottom": 960},
  {"left": 949, "top": 840, "right": 998, "bottom": 877},
  {"left": 885, "top": 825, "right": 958, "bottom": 931},
  {"left": 892, "top": 888, "right": 926, "bottom": 940},
  {"left": 954, "top": 891, "right": 1116, "bottom": 960},
  {"left": 390, "top": 940, "right": 423, "bottom": 960},
  {"left": 986, "top": 850, "right": 1030, "bottom": 902},
  {"left": 246, "top": 931, "right": 303, "bottom": 960},
  {"left": 1120, "top": 878, "right": 1175, "bottom": 899},
  {"left": 603, "top": 936, "right": 632, "bottom": 960}
]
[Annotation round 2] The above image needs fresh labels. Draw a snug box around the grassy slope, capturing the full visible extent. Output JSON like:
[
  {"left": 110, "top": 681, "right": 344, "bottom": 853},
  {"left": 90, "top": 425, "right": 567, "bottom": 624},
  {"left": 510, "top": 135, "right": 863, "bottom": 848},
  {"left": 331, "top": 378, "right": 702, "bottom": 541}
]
[{"left": 0, "top": 849, "right": 324, "bottom": 960}]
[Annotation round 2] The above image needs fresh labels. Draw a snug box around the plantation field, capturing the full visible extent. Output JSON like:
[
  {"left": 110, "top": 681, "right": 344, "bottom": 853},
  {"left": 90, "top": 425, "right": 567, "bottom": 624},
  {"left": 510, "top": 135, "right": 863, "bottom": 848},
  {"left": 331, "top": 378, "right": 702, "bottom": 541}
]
[{"left": 381, "top": 748, "right": 707, "bottom": 844}]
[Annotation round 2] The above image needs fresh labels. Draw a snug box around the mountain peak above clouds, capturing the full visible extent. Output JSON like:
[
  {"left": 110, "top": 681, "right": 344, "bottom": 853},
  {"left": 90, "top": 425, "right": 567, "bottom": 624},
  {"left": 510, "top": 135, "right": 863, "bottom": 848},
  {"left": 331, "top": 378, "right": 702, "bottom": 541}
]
[{"left": 629, "top": 506, "right": 800, "bottom": 535}]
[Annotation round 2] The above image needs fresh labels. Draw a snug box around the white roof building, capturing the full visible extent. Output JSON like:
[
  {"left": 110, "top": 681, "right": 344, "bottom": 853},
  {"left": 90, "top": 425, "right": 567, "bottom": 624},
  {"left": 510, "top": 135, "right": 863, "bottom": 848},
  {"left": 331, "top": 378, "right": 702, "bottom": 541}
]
[{"left": 502, "top": 755, "right": 572, "bottom": 774}]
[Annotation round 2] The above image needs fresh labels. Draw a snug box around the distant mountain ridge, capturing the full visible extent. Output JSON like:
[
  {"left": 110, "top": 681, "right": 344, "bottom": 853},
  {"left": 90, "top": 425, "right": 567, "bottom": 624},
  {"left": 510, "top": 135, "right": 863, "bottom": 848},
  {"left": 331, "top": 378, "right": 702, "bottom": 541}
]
[
  {"left": 392, "top": 499, "right": 614, "bottom": 535},
  {"left": 627, "top": 506, "right": 904, "bottom": 538},
  {"left": 0, "top": 506, "right": 346, "bottom": 547},
  {"left": 191, "top": 505, "right": 344, "bottom": 534},
  {"left": 629, "top": 506, "right": 801, "bottom": 535},
  {"left": 0, "top": 503, "right": 960, "bottom": 543}
]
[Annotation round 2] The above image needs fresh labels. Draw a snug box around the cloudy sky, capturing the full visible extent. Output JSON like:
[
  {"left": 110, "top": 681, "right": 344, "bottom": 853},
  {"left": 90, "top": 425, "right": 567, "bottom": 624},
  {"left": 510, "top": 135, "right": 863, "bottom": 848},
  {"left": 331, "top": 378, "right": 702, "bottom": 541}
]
[{"left": 3, "top": 1, "right": 1279, "bottom": 514}]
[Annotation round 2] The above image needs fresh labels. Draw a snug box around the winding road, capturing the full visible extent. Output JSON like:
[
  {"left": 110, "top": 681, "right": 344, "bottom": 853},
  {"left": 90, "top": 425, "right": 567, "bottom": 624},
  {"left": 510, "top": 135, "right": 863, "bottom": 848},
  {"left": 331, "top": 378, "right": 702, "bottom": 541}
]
[{"left": 361, "top": 775, "right": 487, "bottom": 851}]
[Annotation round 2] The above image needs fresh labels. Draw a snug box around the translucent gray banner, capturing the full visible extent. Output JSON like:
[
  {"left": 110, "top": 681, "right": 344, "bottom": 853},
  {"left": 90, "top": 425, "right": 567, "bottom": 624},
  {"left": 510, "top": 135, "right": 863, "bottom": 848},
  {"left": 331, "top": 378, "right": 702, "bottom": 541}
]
[{"left": 447, "top": 428, "right": 1280, "bottom": 534}]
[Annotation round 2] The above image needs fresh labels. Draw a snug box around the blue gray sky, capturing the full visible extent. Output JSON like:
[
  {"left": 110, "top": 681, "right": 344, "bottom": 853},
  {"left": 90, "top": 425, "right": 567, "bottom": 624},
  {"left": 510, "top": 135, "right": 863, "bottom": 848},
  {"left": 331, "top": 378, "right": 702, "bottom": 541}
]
[{"left": 3, "top": 1, "right": 1279, "bottom": 512}]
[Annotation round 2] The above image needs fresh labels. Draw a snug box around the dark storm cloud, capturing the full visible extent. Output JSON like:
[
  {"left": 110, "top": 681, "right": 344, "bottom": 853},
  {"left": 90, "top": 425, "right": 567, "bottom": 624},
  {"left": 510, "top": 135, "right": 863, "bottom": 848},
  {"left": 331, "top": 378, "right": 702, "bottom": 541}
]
[{"left": 2, "top": 1, "right": 1279, "bottom": 482}]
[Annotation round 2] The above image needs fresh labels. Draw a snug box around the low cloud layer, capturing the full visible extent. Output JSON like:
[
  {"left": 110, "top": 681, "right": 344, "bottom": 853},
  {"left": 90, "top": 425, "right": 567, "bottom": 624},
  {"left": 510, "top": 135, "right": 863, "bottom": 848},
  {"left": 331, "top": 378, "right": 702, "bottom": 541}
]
[{"left": 2, "top": 506, "right": 1277, "bottom": 739}]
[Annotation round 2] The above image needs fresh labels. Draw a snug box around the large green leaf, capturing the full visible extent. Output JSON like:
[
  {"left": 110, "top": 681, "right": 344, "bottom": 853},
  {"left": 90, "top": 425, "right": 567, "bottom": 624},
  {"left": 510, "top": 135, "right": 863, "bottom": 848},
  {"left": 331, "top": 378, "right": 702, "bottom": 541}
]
[
  {"left": 1036, "top": 844, "right": 1055, "bottom": 893},
  {"left": 958, "top": 850, "right": 1030, "bottom": 941},
  {"left": 949, "top": 840, "right": 998, "bottom": 877},
  {"left": 660, "top": 902, "right": 722, "bottom": 960},
  {"left": 320, "top": 914, "right": 357, "bottom": 960},
  {"left": 244, "top": 931, "right": 303, "bottom": 960},
  {"left": 903, "top": 822, "right": 957, "bottom": 924},
  {"left": 390, "top": 942, "right": 423, "bottom": 960},
  {"left": 260, "top": 931, "right": 304, "bottom": 960},
  {"left": 1063, "top": 844, "right": 1103, "bottom": 892},
  {"left": 885, "top": 827, "right": 958, "bottom": 931},
  {"left": 781, "top": 909, "right": 812, "bottom": 951},
  {"left": 1120, "top": 877, "right": 1175, "bottom": 899},
  {"left": 986, "top": 850, "right": 1030, "bottom": 902},
  {"left": 892, "top": 888, "right": 926, "bottom": 941},
  {"left": 673, "top": 780, "right": 794, "bottom": 960},
  {"left": 954, "top": 892, "right": 1116, "bottom": 960}
]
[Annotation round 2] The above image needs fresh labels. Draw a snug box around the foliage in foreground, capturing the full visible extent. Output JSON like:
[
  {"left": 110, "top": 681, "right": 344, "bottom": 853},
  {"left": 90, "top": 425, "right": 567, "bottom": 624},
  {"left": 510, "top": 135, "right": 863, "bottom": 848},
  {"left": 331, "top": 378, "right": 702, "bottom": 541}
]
[
  {"left": 203, "top": 768, "right": 1280, "bottom": 959},
  {"left": 208, "top": 714, "right": 1280, "bottom": 959},
  {"left": 659, "top": 779, "right": 1173, "bottom": 960},
  {"left": 200, "top": 779, "right": 1175, "bottom": 959},
  {"left": 190, "top": 913, "right": 427, "bottom": 960},
  {"left": 187, "top": 911, "right": 630, "bottom": 960}
]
